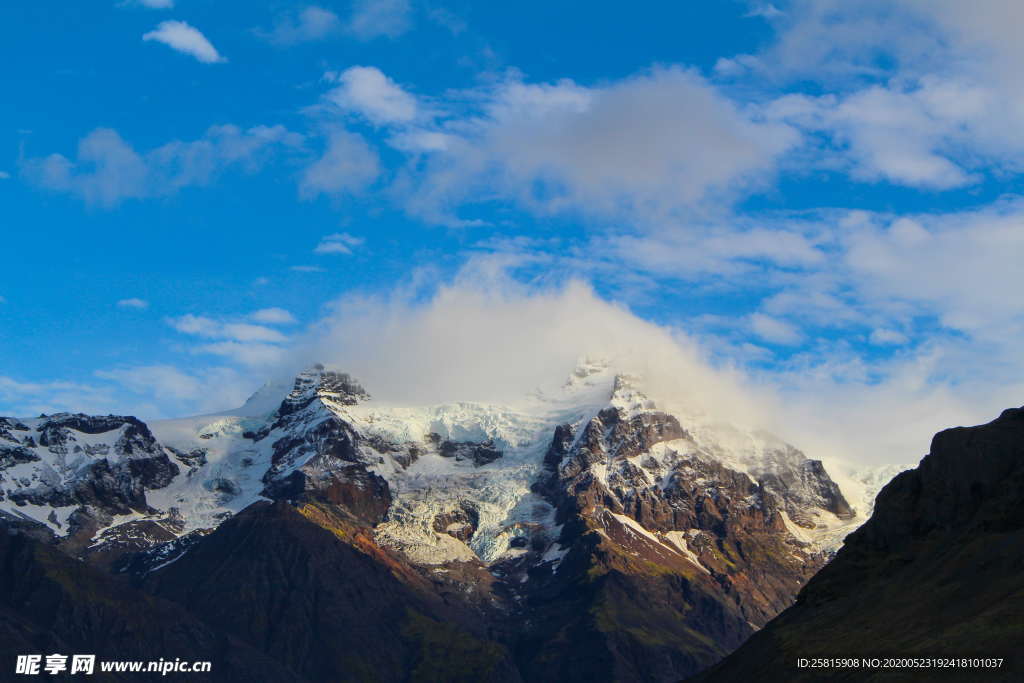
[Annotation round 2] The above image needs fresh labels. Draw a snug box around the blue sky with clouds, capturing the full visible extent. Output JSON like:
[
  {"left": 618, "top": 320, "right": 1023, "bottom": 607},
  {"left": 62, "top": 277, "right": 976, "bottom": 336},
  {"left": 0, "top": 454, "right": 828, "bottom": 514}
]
[{"left": 2, "top": 1, "right": 1023, "bottom": 463}]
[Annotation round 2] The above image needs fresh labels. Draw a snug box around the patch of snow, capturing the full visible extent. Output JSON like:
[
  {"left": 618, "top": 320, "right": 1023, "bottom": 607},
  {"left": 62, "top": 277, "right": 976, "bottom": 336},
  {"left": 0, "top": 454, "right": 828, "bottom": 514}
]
[{"left": 662, "top": 530, "right": 711, "bottom": 574}]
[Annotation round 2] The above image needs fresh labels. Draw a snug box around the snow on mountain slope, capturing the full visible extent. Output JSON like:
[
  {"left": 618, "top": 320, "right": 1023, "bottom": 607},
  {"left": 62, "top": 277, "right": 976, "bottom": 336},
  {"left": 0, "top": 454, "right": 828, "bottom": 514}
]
[
  {"left": 808, "top": 462, "right": 917, "bottom": 554},
  {"left": 0, "top": 414, "right": 177, "bottom": 536}
]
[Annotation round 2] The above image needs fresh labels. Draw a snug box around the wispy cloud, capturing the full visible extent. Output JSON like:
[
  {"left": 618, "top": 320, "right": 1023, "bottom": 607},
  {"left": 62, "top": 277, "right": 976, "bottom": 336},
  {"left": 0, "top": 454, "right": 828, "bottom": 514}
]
[
  {"left": 298, "top": 129, "right": 379, "bottom": 199},
  {"left": 93, "top": 364, "right": 254, "bottom": 418},
  {"left": 0, "top": 375, "right": 118, "bottom": 417},
  {"left": 749, "top": 312, "right": 803, "bottom": 346},
  {"left": 324, "top": 66, "right": 419, "bottom": 125},
  {"left": 143, "top": 21, "right": 226, "bottom": 63},
  {"left": 869, "top": 328, "right": 908, "bottom": 346},
  {"left": 744, "top": 3, "right": 783, "bottom": 19},
  {"left": 731, "top": 0, "right": 1024, "bottom": 189},
  {"left": 256, "top": 6, "right": 341, "bottom": 46},
  {"left": 23, "top": 125, "right": 302, "bottom": 207},
  {"left": 250, "top": 307, "right": 297, "bottom": 324},
  {"left": 168, "top": 314, "right": 287, "bottom": 343},
  {"left": 348, "top": 0, "right": 412, "bottom": 40},
  {"left": 121, "top": 0, "right": 174, "bottom": 8},
  {"left": 314, "top": 232, "right": 364, "bottom": 255},
  {"left": 117, "top": 297, "right": 149, "bottom": 309},
  {"left": 166, "top": 314, "right": 290, "bottom": 369},
  {"left": 315, "top": 66, "right": 799, "bottom": 225}
]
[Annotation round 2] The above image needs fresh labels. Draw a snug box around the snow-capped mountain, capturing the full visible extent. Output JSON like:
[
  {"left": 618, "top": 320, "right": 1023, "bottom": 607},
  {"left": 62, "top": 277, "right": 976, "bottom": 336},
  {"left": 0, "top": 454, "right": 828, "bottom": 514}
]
[
  {"left": 0, "top": 359, "right": 910, "bottom": 680},
  {"left": 0, "top": 361, "right": 873, "bottom": 560}
]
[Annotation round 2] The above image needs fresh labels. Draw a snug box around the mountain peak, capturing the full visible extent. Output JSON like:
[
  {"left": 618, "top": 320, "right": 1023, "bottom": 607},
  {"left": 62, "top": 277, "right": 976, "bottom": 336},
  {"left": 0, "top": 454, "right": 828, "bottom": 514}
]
[
  {"left": 609, "top": 371, "right": 656, "bottom": 412},
  {"left": 277, "top": 364, "right": 370, "bottom": 417}
]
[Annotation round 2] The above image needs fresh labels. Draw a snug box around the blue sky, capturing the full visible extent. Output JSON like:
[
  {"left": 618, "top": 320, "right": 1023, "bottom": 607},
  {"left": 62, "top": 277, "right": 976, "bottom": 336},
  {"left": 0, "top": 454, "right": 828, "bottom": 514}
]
[{"left": 2, "top": 0, "right": 1023, "bottom": 464}]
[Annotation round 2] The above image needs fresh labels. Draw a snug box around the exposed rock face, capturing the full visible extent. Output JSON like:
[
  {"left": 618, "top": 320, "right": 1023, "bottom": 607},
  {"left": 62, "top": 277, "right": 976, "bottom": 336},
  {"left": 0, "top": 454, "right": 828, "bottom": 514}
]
[
  {"left": 266, "top": 464, "right": 392, "bottom": 525},
  {"left": 433, "top": 501, "right": 481, "bottom": 542},
  {"left": 166, "top": 445, "right": 208, "bottom": 474},
  {"left": 276, "top": 364, "right": 370, "bottom": 414},
  {"left": 694, "top": 407, "right": 1024, "bottom": 682},
  {"left": 439, "top": 437, "right": 504, "bottom": 466}
]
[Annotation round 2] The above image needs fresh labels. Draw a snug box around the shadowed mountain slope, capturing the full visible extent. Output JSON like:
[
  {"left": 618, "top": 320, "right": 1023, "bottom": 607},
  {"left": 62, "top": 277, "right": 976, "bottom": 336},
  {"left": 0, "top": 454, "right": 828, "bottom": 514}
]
[
  {"left": 145, "top": 500, "right": 518, "bottom": 683},
  {"left": 0, "top": 523, "right": 307, "bottom": 682},
  {"left": 692, "top": 407, "right": 1024, "bottom": 682}
]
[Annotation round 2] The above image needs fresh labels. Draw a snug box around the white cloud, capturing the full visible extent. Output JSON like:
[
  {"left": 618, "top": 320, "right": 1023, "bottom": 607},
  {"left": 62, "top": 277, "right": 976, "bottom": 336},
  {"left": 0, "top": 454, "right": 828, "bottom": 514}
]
[
  {"left": 299, "top": 128, "right": 380, "bottom": 198},
  {"left": 377, "top": 67, "right": 799, "bottom": 224},
  {"left": 191, "top": 342, "right": 288, "bottom": 367},
  {"left": 123, "top": 0, "right": 174, "bottom": 8},
  {"left": 142, "top": 21, "right": 226, "bottom": 64},
  {"left": 662, "top": 200, "right": 1024, "bottom": 360},
  {"left": 348, "top": 0, "right": 412, "bottom": 40},
  {"left": 325, "top": 66, "right": 419, "bottom": 125},
  {"left": 96, "top": 365, "right": 200, "bottom": 400},
  {"left": 167, "top": 314, "right": 221, "bottom": 338},
  {"left": 607, "top": 223, "right": 824, "bottom": 282},
  {"left": 745, "top": 1, "right": 1024, "bottom": 188},
  {"left": 428, "top": 7, "right": 467, "bottom": 35},
  {"left": 149, "top": 124, "right": 304, "bottom": 183},
  {"left": 314, "top": 232, "right": 364, "bottom": 255},
  {"left": 461, "top": 195, "right": 1023, "bottom": 468},
  {"left": 93, "top": 365, "right": 255, "bottom": 418},
  {"left": 745, "top": 3, "right": 783, "bottom": 19},
  {"left": 840, "top": 203, "right": 1024, "bottom": 335},
  {"left": 749, "top": 312, "right": 803, "bottom": 345},
  {"left": 869, "top": 328, "right": 909, "bottom": 346},
  {"left": 23, "top": 129, "right": 148, "bottom": 206},
  {"left": 767, "top": 83, "right": 983, "bottom": 189},
  {"left": 759, "top": 287, "right": 862, "bottom": 328},
  {"left": 757, "top": 0, "right": 1024, "bottom": 88},
  {"left": 166, "top": 314, "right": 290, "bottom": 369},
  {"left": 23, "top": 125, "right": 302, "bottom": 207},
  {"left": 117, "top": 298, "right": 149, "bottom": 309},
  {"left": 168, "top": 314, "right": 287, "bottom": 343},
  {"left": 290, "top": 265, "right": 325, "bottom": 272},
  {"left": 299, "top": 265, "right": 769, "bottom": 424},
  {"left": 250, "top": 307, "right": 297, "bottom": 325},
  {"left": 258, "top": 6, "right": 341, "bottom": 45},
  {"left": 0, "top": 375, "right": 118, "bottom": 417},
  {"left": 221, "top": 323, "right": 288, "bottom": 343}
]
